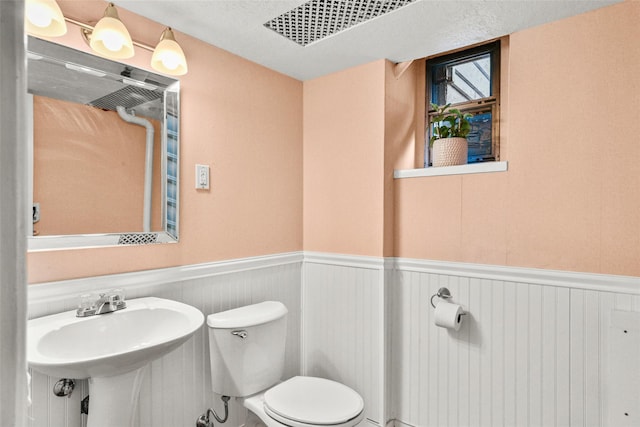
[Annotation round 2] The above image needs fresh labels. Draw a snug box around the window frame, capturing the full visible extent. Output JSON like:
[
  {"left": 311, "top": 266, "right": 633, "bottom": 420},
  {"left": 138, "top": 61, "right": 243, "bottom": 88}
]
[{"left": 425, "top": 40, "right": 501, "bottom": 166}]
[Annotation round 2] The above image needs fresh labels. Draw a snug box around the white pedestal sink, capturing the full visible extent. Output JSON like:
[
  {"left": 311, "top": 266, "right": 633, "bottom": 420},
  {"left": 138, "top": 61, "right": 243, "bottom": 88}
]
[{"left": 27, "top": 297, "right": 204, "bottom": 427}]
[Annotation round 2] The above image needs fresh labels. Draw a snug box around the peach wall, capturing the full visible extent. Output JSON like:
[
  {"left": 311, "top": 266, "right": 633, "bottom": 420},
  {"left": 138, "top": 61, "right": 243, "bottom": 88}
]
[
  {"left": 28, "top": 1, "right": 302, "bottom": 283},
  {"left": 303, "top": 61, "right": 386, "bottom": 257},
  {"left": 383, "top": 60, "right": 424, "bottom": 256},
  {"left": 394, "top": 1, "right": 640, "bottom": 276},
  {"left": 28, "top": 1, "right": 639, "bottom": 282},
  {"left": 33, "top": 96, "right": 162, "bottom": 235}
]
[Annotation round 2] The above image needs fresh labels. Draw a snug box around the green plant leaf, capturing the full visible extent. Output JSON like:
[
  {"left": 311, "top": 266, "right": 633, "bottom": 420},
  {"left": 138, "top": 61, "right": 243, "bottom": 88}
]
[
  {"left": 429, "top": 103, "right": 472, "bottom": 141},
  {"left": 429, "top": 103, "right": 473, "bottom": 145}
]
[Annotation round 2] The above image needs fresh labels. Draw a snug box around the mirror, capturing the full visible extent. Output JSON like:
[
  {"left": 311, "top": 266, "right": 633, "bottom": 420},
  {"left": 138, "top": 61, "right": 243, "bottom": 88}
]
[{"left": 26, "top": 36, "right": 180, "bottom": 251}]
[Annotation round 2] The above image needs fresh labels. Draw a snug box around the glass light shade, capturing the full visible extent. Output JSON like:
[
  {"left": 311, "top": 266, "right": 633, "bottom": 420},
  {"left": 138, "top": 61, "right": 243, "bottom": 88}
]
[
  {"left": 89, "top": 4, "right": 134, "bottom": 59},
  {"left": 25, "top": 0, "right": 67, "bottom": 37},
  {"left": 151, "top": 28, "right": 188, "bottom": 76}
]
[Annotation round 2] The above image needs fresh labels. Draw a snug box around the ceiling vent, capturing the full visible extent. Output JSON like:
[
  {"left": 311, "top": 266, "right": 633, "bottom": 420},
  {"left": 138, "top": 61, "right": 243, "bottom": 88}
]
[{"left": 264, "top": 0, "right": 416, "bottom": 46}]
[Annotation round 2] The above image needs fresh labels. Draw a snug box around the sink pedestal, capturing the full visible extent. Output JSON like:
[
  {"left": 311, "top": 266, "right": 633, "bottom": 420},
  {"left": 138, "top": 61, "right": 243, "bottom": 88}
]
[{"left": 87, "top": 365, "right": 149, "bottom": 427}]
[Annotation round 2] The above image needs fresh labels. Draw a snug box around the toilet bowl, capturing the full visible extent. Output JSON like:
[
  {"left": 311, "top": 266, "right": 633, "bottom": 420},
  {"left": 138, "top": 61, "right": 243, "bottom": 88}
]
[{"left": 206, "top": 302, "right": 365, "bottom": 427}]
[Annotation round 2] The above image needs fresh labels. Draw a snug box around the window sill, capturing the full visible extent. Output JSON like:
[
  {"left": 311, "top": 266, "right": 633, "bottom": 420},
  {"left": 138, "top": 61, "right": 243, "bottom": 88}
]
[{"left": 394, "top": 161, "right": 508, "bottom": 179}]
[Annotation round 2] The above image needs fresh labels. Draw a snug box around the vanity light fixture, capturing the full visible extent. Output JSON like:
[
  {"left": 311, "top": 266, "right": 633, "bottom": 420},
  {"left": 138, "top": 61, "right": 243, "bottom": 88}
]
[
  {"left": 88, "top": 2, "right": 134, "bottom": 59},
  {"left": 25, "top": 0, "right": 67, "bottom": 37},
  {"left": 25, "top": 1, "right": 189, "bottom": 76},
  {"left": 151, "top": 28, "right": 188, "bottom": 76}
]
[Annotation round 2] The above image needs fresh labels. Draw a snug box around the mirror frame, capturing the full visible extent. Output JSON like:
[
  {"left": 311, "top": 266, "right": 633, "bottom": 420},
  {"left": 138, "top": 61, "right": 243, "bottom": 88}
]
[{"left": 26, "top": 36, "right": 180, "bottom": 251}]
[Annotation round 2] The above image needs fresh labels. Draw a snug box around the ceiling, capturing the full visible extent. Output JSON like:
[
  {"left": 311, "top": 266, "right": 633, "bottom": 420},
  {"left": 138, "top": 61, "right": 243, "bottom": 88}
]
[{"left": 113, "top": 0, "right": 620, "bottom": 81}]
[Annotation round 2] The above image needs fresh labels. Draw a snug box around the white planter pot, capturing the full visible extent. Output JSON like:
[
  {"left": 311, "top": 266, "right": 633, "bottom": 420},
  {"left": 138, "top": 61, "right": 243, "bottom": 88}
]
[{"left": 432, "top": 137, "right": 468, "bottom": 167}]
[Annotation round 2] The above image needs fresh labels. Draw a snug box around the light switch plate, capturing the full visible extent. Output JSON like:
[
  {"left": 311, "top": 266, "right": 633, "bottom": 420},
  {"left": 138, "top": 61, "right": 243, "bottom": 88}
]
[{"left": 195, "top": 164, "right": 210, "bottom": 190}]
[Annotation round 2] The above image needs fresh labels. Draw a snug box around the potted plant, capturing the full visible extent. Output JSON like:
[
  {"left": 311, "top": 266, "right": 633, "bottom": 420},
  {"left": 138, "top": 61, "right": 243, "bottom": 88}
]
[{"left": 429, "top": 103, "right": 472, "bottom": 167}]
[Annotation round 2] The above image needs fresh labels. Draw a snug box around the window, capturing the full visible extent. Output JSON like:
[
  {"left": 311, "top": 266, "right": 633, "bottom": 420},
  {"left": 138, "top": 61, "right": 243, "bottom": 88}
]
[{"left": 426, "top": 41, "right": 500, "bottom": 165}]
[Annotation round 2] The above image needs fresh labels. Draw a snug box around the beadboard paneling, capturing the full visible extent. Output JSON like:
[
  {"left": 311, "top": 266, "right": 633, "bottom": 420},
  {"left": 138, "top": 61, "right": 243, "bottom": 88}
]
[
  {"left": 302, "top": 253, "right": 387, "bottom": 427},
  {"left": 390, "top": 259, "right": 640, "bottom": 427},
  {"left": 27, "top": 254, "right": 302, "bottom": 427},
  {"left": 26, "top": 253, "right": 640, "bottom": 427}
]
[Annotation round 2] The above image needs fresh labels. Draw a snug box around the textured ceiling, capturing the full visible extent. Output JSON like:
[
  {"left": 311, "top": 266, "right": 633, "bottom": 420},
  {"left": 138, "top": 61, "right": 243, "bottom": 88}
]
[{"left": 112, "top": 0, "right": 621, "bottom": 81}]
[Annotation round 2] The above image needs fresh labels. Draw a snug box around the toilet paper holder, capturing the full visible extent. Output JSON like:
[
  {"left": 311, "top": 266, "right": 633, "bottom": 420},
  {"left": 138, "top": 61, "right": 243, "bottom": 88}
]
[
  {"left": 430, "top": 287, "right": 451, "bottom": 308},
  {"left": 431, "top": 287, "right": 467, "bottom": 330},
  {"left": 430, "top": 287, "right": 465, "bottom": 314}
]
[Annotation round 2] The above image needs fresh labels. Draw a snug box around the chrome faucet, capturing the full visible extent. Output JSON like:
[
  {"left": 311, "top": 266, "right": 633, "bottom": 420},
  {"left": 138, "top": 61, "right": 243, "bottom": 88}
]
[
  {"left": 76, "top": 289, "right": 126, "bottom": 317},
  {"left": 95, "top": 293, "right": 125, "bottom": 314}
]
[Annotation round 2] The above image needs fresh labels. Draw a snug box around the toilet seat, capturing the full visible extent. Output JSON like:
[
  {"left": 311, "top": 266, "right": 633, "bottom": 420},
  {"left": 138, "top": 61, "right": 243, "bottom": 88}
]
[{"left": 263, "top": 376, "right": 364, "bottom": 427}]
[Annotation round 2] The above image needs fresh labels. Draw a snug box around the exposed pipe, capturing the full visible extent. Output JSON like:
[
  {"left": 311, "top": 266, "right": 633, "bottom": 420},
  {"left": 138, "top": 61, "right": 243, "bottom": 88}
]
[
  {"left": 116, "top": 106, "right": 154, "bottom": 232},
  {"left": 196, "top": 396, "right": 230, "bottom": 426}
]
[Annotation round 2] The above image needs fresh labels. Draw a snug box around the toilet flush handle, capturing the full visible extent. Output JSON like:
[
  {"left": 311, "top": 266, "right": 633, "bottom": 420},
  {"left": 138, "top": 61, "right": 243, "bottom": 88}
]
[{"left": 231, "top": 330, "right": 248, "bottom": 339}]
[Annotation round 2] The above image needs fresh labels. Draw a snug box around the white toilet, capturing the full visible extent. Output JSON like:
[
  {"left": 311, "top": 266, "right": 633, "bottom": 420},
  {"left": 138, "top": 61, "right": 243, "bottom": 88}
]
[{"left": 207, "top": 301, "right": 365, "bottom": 427}]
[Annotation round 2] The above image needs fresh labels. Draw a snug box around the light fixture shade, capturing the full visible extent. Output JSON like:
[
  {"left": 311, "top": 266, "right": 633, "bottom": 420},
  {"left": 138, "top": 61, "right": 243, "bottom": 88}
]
[
  {"left": 89, "top": 3, "right": 134, "bottom": 59},
  {"left": 151, "top": 28, "right": 188, "bottom": 76},
  {"left": 25, "top": 0, "right": 67, "bottom": 37}
]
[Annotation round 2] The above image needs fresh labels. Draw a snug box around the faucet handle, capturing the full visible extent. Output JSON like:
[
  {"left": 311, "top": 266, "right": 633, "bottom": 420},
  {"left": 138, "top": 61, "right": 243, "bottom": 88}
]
[
  {"left": 108, "top": 289, "right": 126, "bottom": 309},
  {"left": 79, "top": 293, "right": 96, "bottom": 308},
  {"left": 110, "top": 288, "right": 125, "bottom": 302},
  {"left": 76, "top": 293, "right": 97, "bottom": 317}
]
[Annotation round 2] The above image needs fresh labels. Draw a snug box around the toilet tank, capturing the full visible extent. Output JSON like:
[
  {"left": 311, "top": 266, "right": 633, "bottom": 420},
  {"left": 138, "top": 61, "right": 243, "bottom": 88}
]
[{"left": 207, "top": 301, "right": 288, "bottom": 397}]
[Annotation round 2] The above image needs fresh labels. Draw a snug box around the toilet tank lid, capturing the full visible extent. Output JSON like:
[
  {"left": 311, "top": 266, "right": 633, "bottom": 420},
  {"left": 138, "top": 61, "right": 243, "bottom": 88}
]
[{"left": 207, "top": 301, "right": 288, "bottom": 328}]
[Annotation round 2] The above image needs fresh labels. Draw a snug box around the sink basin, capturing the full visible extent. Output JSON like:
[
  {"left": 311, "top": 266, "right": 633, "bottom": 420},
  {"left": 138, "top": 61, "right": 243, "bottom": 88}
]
[
  {"left": 28, "top": 297, "right": 204, "bottom": 378},
  {"left": 27, "top": 297, "right": 204, "bottom": 427}
]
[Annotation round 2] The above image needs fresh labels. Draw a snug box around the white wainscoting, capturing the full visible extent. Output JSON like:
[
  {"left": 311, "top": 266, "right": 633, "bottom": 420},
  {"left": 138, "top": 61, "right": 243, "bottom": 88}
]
[
  {"left": 26, "top": 253, "right": 303, "bottom": 427},
  {"left": 26, "top": 252, "right": 640, "bottom": 427},
  {"left": 302, "top": 253, "right": 388, "bottom": 427},
  {"left": 389, "top": 258, "right": 640, "bottom": 427}
]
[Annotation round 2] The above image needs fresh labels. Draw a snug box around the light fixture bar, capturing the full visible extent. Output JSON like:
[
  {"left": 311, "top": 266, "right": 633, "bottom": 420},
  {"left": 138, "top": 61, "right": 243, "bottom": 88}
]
[
  {"left": 64, "top": 16, "right": 156, "bottom": 53},
  {"left": 59, "top": 10, "right": 187, "bottom": 76}
]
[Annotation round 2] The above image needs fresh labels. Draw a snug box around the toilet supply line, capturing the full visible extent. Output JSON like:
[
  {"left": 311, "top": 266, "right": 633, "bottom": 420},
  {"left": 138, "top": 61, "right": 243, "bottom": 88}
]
[{"left": 197, "top": 395, "right": 230, "bottom": 427}]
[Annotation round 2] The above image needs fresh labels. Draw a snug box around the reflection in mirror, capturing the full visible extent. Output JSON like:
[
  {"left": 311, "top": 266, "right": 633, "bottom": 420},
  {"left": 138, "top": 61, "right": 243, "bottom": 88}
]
[{"left": 27, "top": 36, "right": 179, "bottom": 251}]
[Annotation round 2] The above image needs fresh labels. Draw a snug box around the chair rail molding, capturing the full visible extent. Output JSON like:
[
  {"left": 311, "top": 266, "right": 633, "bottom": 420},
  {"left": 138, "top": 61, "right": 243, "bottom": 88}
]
[
  {"left": 28, "top": 252, "right": 304, "bottom": 307},
  {"left": 390, "top": 257, "right": 640, "bottom": 295}
]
